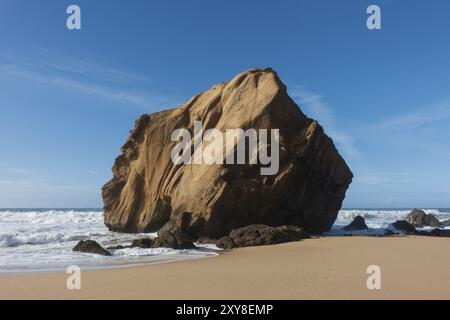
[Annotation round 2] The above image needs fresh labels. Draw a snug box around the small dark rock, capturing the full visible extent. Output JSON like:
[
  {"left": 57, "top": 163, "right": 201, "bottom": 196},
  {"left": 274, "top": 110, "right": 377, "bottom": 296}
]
[
  {"left": 406, "top": 209, "right": 440, "bottom": 227},
  {"left": 429, "top": 229, "right": 450, "bottom": 237},
  {"left": 153, "top": 228, "right": 196, "bottom": 249},
  {"left": 440, "top": 219, "right": 450, "bottom": 226},
  {"left": 391, "top": 220, "right": 417, "bottom": 234},
  {"left": 343, "top": 216, "right": 369, "bottom": 231},
  {"left": 196, "top": 236, "right": 216, "bottom": 245},
  {"left": 215, "top": 236, "right": 235, "bottom": 249},
  {"left": 383, "top": 230, "right": 395, "bottom": 236},
  {"left": 106, "top": 245, "right": 129, "bottom": 250},
  {"left": 73, "top": 240, "right": 111, "bottom": 256},
  {"left": 131, "top": 238, "right": 154, "bottom": 248}
]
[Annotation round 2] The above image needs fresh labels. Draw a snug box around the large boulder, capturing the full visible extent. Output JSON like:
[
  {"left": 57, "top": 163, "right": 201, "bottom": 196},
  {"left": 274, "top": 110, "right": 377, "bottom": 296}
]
[
  {"left": 343, "top": 216, "right": 368, "bottom": 231},
  {"left": 406, "top": 209, "right": 439, "bottom": 227},
  {"left": 216, "top": 224, "right": 309, "bottom": 249},
  {"left": 73, "top": 240, "right": 111, "bottom": 256},
  {"left": 102, "top": 68, "right": 353, "bottom": 238}
]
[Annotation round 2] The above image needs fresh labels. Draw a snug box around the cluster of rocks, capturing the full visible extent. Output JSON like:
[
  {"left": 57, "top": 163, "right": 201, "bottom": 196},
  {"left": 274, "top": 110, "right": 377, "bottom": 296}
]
[
  {"left": 390, "top": 219, "right": 450, "bottom": 237},
  {"left": 73, "top": 224, "right": 197, "bottom": 255},
  {"left": 342, "top": 209, "right": 450, "bottom": 237},
  {"left": 73, "top": 224, "right": 311, "bottom": 255},
  {"left": 406, "top": 209, "right": 440, "bottom": 227},
  {"left": 74, "top": 208, "right": 450, "bottom": 256}
]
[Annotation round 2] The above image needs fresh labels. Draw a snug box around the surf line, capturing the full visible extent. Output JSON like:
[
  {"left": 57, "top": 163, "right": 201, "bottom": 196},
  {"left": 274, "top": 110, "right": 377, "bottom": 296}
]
[{"left": 170, "top": 121, "right": 280, "bottom": 175}]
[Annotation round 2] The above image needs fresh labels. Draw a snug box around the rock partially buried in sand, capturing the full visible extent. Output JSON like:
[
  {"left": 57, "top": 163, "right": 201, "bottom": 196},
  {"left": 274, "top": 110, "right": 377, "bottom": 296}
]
[
  {"left": 406, "top": 209, "right": 440, "bottom": 227},
  {"left": 131, "top": 228, "right": 196, "bottom": 250},
  {"left": 152, "top": 232, "right": 196, "bottom": 250},
  {"left": 429, "top": 229, "right": 450, "bottom": 237},
  {"left": 216, "top": 224, "right": 310, "bottom": 249},
  {"left": 102, "top": 68, "right": 353, "bottom": 238},
  {"left": 73, "top": 240, "right": 111, "bottom": 256},
  {"left": 343, "top": 216, "right": 368, "bottom": 231},
  {"left": 215, "top": 236, "right": 235, "bottom": 249},
  {"left": 391, "top": 220, "right": 417, "bottom": 235},
  {"left": 131, "top": 233, "right": 196, "bottom": 250}
]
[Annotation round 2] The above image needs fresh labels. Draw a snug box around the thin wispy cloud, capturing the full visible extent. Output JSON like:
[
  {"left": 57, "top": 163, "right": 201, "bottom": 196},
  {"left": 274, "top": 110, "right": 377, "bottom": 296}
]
[
  {"left": 0, "top": 50, "right": 172, "bottom": 110},
  {"left": 373, "top": 99, "right": 450, "bottom": 131},
  {"left": 290, "top": 86, "right": 360, "bottom": 161},
  {"left": 365, "top": 98, "right": 450, "bottom": 160}
]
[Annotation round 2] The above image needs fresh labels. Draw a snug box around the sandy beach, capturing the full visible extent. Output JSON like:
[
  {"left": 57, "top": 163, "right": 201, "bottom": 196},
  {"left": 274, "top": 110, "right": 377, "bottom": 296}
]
[{"left": 1, "top": 236, "right": 450, "bottom": 300}]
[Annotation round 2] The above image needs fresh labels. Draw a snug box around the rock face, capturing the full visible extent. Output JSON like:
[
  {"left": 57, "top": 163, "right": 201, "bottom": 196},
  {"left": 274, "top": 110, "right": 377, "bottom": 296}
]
[
  {"left": 343, "top": 216, "right": 368, "bottom": 231},
  {"left": 73, "top": 240, "right": 111, "bottom": 256},
  {"left": 216, "top": 224, "right": 310, "bottom": 249},
  {"left": 102, "top": 68, "right": 353, "bottom": 238},
  {"left": 406, "top": 209, "right": 439, "bottom": 227}
]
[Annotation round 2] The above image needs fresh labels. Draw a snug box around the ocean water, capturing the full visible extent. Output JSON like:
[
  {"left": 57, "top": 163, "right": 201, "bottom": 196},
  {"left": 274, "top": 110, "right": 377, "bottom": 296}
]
[
  {"left": 329, "top": 208, "right": 450, "bottom": 236},
  {"left": 1, "top": 208, "right": 449, "bottom": 273},
  {"left": 0, "top": 209, "right": 219, "bottom": 273}
]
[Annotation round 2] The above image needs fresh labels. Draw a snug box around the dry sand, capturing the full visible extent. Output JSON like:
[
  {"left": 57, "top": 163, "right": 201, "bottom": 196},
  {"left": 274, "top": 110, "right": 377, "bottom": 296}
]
[{"left": 1, "top": 236, "right": 450, "bottom": 300}]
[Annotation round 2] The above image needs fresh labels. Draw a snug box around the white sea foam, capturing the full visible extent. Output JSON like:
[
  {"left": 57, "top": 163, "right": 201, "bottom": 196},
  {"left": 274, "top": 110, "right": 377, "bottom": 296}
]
[{"left": 0, "top": 209, "right": 219, "bottom": 273}]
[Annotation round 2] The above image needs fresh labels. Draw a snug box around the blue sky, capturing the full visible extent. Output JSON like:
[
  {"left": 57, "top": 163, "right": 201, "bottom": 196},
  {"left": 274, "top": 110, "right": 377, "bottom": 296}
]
[{"left": 0, "top": 0, "right": 449, "bottom": 208}]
